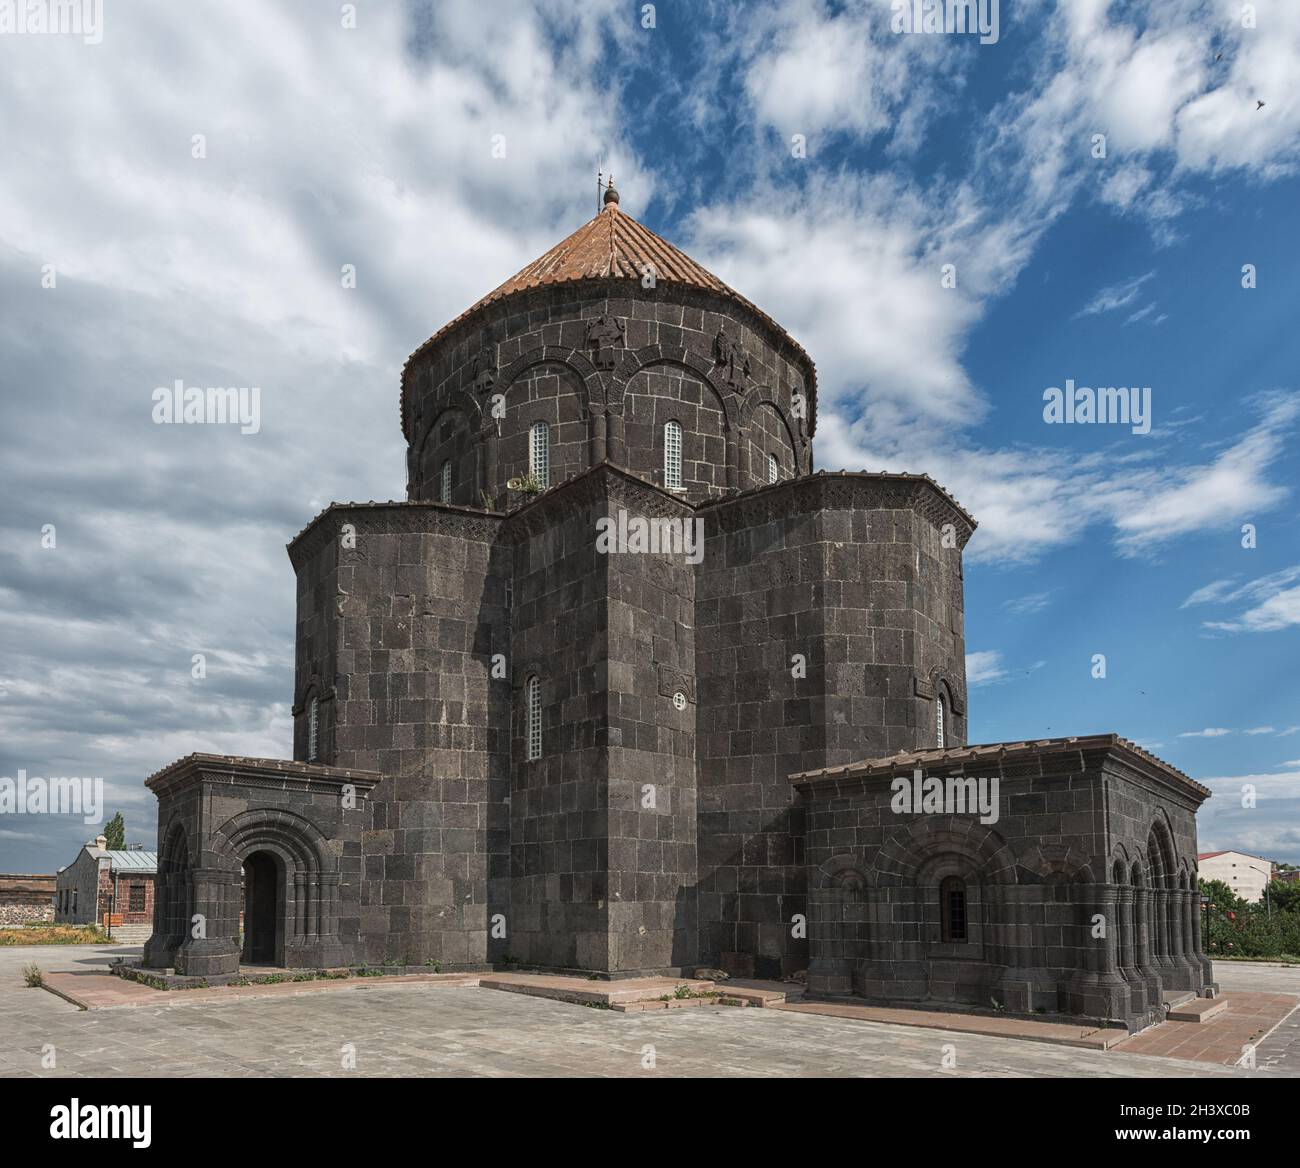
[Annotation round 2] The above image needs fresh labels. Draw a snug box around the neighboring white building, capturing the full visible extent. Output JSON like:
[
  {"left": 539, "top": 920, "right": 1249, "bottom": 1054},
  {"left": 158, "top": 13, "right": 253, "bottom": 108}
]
[{"left": 1199, "top": 850, "right": 1275, "bottom": 903}]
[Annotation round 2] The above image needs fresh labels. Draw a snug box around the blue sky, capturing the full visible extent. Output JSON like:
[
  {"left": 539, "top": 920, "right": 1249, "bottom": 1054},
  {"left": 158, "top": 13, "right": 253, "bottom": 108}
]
[{"left": 0, "top": 0, "right": 1297, "bottom": 872}]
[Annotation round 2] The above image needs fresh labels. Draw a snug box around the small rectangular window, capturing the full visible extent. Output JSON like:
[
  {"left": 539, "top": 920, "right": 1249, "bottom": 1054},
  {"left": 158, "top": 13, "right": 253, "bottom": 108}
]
[
  {"left": 664, "top": 421, "right": 682, "bottom": 490},
  {"left": 941, "top": 877, "right": 967, "bottom": 942},
  {"left": 530, "top": 422, "right": 550, "bottom": 488},
  {"left": 767, "top": 453, "right": 779, "bottom": 484},
  {"left": 526, "top": 676, "right": 542, "bottom": 761},
  {"left": 439, "top": 460, "right": 453, "bottom": 503},
  {"left": 307, "top": 696, "right": 320, "bottom": 761},
  {"left": 129, "top": 884, "right": 146, "bottom": 913}
]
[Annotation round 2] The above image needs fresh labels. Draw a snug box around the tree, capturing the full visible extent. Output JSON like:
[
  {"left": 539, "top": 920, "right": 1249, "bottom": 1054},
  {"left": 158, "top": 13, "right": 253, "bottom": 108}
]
[
  {"left": 103, "top": 812, "right": 125, "bottom": 851},
  {"left": 1267, "top": 878, "right": 1300, "bottom": 915},
  {"left": 1198, "top": 877, "right": 1242, "bottom": 913}
]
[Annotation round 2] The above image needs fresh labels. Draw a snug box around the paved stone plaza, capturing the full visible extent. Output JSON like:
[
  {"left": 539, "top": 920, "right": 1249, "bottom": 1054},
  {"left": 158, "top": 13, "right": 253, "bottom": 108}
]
[{"left": 2, "top": 945, "right": 1296, "bottom": 1078}]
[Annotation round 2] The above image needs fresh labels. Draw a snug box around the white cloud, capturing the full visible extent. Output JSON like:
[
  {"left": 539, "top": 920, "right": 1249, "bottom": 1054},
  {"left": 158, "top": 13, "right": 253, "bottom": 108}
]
[
  {"left": 1076, "top": 270, "right": 1156, "bottom": 317},
  {"left": 1181, "top": 577, "right": 1241, "bottom": 607},
  {"left": 1106, "top": 394, "right": 1299, "bottom": 555},
  {"left": 964, "top": 650, "right": 1046, "bottom": 688},
  {"left": 1003, "top": 590, "right": 1055, "bottom": 616},
  {"left": 1205, "top": 585, "right": 1300, "bottom": 633},
  {"left": 965, "top": 650, "right": 1008, "bottom": 687},
  {"left": 687, "top": 174, "right": 990, "bottom": 423},
  {"left": 1197, "top": 768, "right": 1300, "bottom": 865},
  {"left": 738, "top": 0, "right": 958, "bottom": 152},
  {"left": 1175, "top": 1, "right": 1300, "bottom": 178},
  {"left": 1180, "top": 727, "right": 1232, "bottom": 738},
  {"left": 813, "top": 394, "right": 1296, "bottom": 563},
  {"left": 0, "top": 0, "right": 649, "bottom": 870},
  {"left": 1185, "top": 563, "right": 1300, "bottom": 633}
]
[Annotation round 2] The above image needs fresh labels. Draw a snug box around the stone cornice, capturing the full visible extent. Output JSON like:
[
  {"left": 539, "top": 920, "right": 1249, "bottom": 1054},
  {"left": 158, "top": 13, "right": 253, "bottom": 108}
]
[
  {"left": 286, "top": 466, "right": 976, "bottom": 565},
  {"left": 144, "top": 753, "right": 382, "bottom": 800},
  {"left": 287, "top": 500, "right": 505, "bottom": 572},
  {"left": 788, "top": 734, "right": 1209, "bottom": 804},
  {"left": 700, "top": 470, "right": 976, "bottom": 546}
]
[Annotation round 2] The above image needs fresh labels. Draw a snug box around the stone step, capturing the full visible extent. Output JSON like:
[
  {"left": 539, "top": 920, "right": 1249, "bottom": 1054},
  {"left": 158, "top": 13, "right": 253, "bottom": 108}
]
[
  {"left": 107, "top": 925, "right": 153, "bottom": 944},
  {"left": 1162, "top": 989, "right": 1196, "bottom": 1010},
  {"left": 714, "top": 981, "right": 787, "bottom": 1007},
  {"left": 478, "top": 973, "right": 715, "bottom": 1008},
  {"left": 1167, "top": 997, "right": 1229, "bottom": 1024}
]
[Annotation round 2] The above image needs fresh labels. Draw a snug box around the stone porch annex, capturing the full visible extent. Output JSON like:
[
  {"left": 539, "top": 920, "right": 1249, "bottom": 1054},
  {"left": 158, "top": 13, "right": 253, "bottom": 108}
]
[
  {"left": 143, "top": 755, "right": 379, "bottom": 976},
  {"left": 792, "top": 735, "right": 1216, "bottom": 1032}
]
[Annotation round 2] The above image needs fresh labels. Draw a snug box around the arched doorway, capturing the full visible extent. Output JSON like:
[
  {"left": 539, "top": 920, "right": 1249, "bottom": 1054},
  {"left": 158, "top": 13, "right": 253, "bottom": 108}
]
[{"left": 241, "top": 850, "right": 282, "bottom": 965}]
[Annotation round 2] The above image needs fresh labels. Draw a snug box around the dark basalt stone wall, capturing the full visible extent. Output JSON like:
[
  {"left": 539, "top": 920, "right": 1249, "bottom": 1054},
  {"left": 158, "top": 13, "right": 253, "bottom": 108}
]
[
  {"left": 289, "top": 503, "right": 511, "bottom": 967},
  {"left": 401, "top": 280, "right": 816, "bottom": 509},
  {"left": 693, "top": 475, "right": 971, "bottom": 978},
  {"left": 284, "top": 466, "right": 970, "bottom": 977}
]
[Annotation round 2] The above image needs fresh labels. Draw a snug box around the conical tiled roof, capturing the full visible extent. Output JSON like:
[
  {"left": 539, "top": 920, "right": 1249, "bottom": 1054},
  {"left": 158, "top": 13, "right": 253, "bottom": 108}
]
[
  {"left": 488, "top": 194, "right": 734, "bottom": 297},
  {"left": 401, "top": 194, "right": 815, "bottom": 429}
]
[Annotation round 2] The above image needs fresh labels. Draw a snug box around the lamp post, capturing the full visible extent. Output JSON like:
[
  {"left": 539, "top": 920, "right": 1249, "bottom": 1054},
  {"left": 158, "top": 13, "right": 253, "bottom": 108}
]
[{"left": 1242, "top": 862, "right": 1272, "bottom": 918}]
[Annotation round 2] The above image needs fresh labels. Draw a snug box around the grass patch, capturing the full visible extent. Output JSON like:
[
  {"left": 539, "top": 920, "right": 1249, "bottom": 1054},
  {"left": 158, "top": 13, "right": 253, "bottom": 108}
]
[
  {"left": 0, "top": 925, "right": 112, "bottom": 947},
  {"left": 658, "top": 984, "right": 722, "bottom": 1002},
  {"left": 23, "top": 963, "right": 43, "bottom": 987},
  {"left": 1210, "top": 954, "right": 1300, "bottom": 965}
]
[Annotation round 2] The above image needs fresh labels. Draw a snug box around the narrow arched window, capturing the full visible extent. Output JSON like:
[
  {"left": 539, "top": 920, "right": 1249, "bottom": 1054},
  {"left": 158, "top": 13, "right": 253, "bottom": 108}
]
[
  {"left": 664, "top": 420, "right": 683, "bottom": 490},
  {"left": 439, "top": 459, "right": 453, "bottom": 504},
  {"left": 767, "top": 452, "right": 780, "bottom": 483},
  {"left": 526, "top": 675, "right": 542, "bottom": 760},
  {"left": 307, "top": 695, "right": 320, "bottom": 761},
  {"left": 529, "top": 422, "right": 550, "bottom": 488},
  {"left": 940, "top": 876, "right": 967, "bottom": 942},
  {"left": 936, "top": 694, "right": 946, "bottom": 748}
]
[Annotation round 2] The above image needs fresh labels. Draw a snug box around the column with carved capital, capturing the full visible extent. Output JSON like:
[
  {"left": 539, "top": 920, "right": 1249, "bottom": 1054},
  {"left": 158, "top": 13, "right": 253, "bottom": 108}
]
[
  {"left": 1066, "top": 882, "right": 1131, "bottom": 1023},
  {"left": 1134, "top": 885, "right": 1162, "bottom": 1007},
  {"left": 1115, "top": 885, "right": 1144, "bottom": 1015}
]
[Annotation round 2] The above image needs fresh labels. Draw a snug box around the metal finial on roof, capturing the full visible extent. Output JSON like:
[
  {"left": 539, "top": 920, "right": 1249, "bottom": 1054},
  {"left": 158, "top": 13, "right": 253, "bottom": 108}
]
[{"left": 603, "top": 175, "right": 619, "bottom": 207}]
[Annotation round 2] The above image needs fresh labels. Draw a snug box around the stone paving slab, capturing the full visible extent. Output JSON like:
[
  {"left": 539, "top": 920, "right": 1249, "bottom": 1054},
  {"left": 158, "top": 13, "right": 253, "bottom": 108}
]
[
  {"left": 40, "top": 969, "right": 480, "bottom": 1010},
  {"left": 0, "top": 979, "right": 1263, "bottom": 1078},
  {"left": 771, "top": 999, "right": 1122, "bottom": 1049},
  {"left": 2, "top": 946, "right": 1297, "bottom": 1077},
  {"left": 1113, "top": 991, "right": 1300, "bottom": 1065}
]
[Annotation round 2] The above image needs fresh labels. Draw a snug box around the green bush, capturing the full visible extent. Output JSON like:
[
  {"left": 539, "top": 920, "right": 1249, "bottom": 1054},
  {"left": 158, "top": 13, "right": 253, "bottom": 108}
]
[{"left": 1201, "top": 878, "right": 1300, "bottom": 959}]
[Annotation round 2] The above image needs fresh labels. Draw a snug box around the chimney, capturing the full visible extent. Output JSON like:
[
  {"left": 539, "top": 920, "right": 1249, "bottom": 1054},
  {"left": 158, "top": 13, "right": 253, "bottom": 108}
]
[{"left": 94, "top": 834, "right": 107, "bottom": 849}]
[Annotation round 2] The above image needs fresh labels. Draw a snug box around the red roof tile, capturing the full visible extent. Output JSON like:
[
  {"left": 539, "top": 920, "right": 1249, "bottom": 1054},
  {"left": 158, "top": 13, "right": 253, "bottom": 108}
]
[{"left": 400, "top": 194, "right": 816, "bottom": 433}]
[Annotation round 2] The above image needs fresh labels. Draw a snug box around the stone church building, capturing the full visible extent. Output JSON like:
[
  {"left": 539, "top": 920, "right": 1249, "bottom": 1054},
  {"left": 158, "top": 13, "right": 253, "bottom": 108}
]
[{"left": 141, "top": 183, "right": 1215, "bottom": 1031}]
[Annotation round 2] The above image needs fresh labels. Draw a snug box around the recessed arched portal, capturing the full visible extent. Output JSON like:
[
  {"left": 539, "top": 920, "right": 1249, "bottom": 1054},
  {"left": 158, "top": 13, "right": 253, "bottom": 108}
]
[{"left": 241, "top": 850, "right": 283, "bottom": 965}]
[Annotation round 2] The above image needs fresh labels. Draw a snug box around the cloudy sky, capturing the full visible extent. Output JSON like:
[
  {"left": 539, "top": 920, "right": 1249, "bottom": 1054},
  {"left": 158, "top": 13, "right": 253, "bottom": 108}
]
[{"left": 1, "top": 0, "right": 1298, "bottom": 872}]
